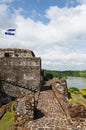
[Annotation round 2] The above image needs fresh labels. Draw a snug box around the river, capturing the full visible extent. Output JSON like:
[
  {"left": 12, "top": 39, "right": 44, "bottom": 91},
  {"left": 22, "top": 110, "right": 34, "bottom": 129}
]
[{"left": 66, "top": 76, "right": 86, "bottom": 90}]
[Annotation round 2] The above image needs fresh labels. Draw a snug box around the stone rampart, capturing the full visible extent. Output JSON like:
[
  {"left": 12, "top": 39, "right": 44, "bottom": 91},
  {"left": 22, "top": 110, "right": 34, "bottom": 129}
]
[
  {"left": 46, "top": 78, "right": 71, "bottom": 119},
  {"left": 0, "top": 48, "right": 35, "bottom": 58},
  {"left": 45, "top": 78, "right": 68, "bottom": 97},
  {"left": 0, "top": 48, "right": 41, "bottom": 130},
  {"left": 0, "top": 48, "right": 41, "bottom": 98}
]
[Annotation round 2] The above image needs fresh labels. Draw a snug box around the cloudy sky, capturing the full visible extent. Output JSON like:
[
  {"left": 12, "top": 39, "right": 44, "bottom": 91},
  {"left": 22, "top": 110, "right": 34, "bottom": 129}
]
[{"left": 0, "top": 0, "right": 86, "bottom": 70}]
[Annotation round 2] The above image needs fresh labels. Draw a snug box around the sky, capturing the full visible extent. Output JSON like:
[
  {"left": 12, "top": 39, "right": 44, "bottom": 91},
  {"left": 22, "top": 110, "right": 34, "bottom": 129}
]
[{"left": 0, "top": 0, "right": 86, "bottom": 70}]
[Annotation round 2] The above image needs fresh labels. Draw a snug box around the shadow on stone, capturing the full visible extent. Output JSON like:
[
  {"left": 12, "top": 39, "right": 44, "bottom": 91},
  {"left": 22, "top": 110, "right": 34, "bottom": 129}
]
[
  {"left": 41, "top": 85, "right": 52, "bottom": 92},
  {"left": 34, "top": 108, "right": 44, "bottom": 120},
  {"left": 0, "top": 89, "right": 16, "bottom": 107}
]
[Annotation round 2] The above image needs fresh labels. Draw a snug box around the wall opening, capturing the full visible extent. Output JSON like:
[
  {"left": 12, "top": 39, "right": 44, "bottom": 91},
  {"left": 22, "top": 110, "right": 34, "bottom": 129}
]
[{"left": 4, "top": 53, "right": 10, "bottom": 57}]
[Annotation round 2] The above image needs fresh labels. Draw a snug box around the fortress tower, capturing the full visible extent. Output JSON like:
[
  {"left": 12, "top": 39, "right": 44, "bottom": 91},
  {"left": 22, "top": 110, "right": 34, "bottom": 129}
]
[{"left": 0, "top": 48, "right": 41, "bottom": 97}]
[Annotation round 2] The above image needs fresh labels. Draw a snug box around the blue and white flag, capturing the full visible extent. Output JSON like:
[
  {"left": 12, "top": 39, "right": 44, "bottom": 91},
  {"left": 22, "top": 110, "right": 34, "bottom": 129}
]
[{"left": 5, "top": 29, "right": 16, "bottom": 36}]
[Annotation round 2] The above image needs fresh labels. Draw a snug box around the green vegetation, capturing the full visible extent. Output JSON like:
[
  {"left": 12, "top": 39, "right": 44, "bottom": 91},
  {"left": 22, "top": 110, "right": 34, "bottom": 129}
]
[
  {"left": 68, "top": 87, "right": 80, "bottom": 93},
  {"left": 44, "top": 69, "right": 86, "bottom": 79},
  {"left": 11, "top": 102, "right": 16, "bottom": 111},
  {"left": 0, "top": 102, "right": 16, "bottom": 130},
  {"left": 81, "top": 88, "right": 86, "bottom": 98},
  {"left": 44, "top": 70, "right": 66, "bottom": 79},
  {"left": 69, "top": 93, "right": 86, "bottom": 107},
  {"left": 68, "top": 87, "right": 86, "bottom": 107},
  {"left": 0, "top": 112, "right": 15, "bottom": 130},
  {"left": 45, "top": 73, "right": 54, "bottom": 80},
  {"left": 44, "top": 70, "right": 86, "bottom": 107}
]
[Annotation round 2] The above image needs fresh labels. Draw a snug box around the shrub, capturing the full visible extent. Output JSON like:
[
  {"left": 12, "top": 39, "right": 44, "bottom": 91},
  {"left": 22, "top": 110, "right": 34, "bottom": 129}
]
[
  {"left": 81, "top": 88, "right": 86, "bottom": 98},
  {"left": 45, "top": 73, "right": 53, "bottom": 80},
  {"left": 68, "top": 87, "right": 80, "bottom": 93}
]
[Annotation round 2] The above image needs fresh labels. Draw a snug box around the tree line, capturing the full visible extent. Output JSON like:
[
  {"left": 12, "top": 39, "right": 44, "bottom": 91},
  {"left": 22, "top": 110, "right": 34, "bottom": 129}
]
[
  {"left": 44, "top": 70, "right": 86, "bottom": 80},
  {"left": 44, "top": 70, "right": 86, "bottom": 99}
]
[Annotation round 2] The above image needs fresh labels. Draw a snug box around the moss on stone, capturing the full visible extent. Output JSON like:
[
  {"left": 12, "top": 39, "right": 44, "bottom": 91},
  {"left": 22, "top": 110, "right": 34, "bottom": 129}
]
[
  {"left": 11, "top": 102, "right": 16, "bottom": 111},
  {"left": 0, "top": 111, "right": 14, "bottom": 130}
]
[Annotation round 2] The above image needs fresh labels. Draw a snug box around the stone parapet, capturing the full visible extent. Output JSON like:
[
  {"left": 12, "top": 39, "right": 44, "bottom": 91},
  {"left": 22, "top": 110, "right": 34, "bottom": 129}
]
[
  {"left": 46, "top": 77, "right": 68, "bottom": 97},
  {"left": 47, "top": 78, "right": 71, "bottom": 120},
  {"left": 0, "top": 48, "right": 35, "bottom": 58}
]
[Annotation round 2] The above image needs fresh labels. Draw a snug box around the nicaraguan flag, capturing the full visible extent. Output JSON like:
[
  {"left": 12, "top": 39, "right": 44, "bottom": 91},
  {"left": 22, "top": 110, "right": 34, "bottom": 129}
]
[{"left": 5, "top": 29, "right": 16, "bottom": 36}]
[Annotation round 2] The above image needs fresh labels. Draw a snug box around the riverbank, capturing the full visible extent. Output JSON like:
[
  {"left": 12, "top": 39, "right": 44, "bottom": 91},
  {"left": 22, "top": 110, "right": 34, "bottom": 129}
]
[
  {"left": 67, "top": 76, "right": 86, "bottom": 90},
  {"left": 44, "top": 70, "right": 86, "bottom": 79},
  {"left": 44, "top": 70, "right": 86, "bottom": 90}
]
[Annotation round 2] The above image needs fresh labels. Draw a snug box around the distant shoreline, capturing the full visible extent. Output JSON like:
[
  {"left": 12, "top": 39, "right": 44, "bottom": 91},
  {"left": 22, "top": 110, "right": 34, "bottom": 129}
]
[{"left": 44, "top": 69, "right": 86, "bottom": 79}]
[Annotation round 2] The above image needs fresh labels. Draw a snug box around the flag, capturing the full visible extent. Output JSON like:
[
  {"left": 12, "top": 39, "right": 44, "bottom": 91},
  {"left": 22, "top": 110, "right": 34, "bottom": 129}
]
[{"left": 5, "top": 29, "right": 16, "bottom": 36}]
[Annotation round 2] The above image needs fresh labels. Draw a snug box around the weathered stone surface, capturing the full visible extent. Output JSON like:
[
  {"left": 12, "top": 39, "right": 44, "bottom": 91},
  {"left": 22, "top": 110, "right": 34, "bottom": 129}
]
[
  {"left": 0, "top": 105, "right": 6, "bottom": 119},
  {"left": 52, "top": 85, "right": 70, "bottom": 120},
  {"left": 27, "top": 80, "right": 86, "bottom": 130},
  {"left": 0, "top": 48, "right": 41, "bottom": 99},
  {"left": 0, "top": 48, "right": 41, "bottom": 130},
  {"left": 15, "top": 92, "right": 35, "bottom": 130},
  {"left": 45, "top": 78, "right": 68, "bottom": 97},
  {"left": 68, "top": 103, "right": 86, "bottom": 118},
  {"left": 0, "top": 48, "right": 35, "bottom": 58},
  {"left": 27, "top": 88, "right": 73, "bottom": 130}
]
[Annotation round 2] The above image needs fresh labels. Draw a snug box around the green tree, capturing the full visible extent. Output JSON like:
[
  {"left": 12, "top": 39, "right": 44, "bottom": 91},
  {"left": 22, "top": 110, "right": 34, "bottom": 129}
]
[{"left": 45, "top": 73, "right": 53, "bottom": 80}]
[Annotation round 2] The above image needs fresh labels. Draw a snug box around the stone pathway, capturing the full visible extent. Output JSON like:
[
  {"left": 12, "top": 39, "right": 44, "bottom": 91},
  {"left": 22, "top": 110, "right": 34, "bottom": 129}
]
[{"left": 27, "top": 89, "right": 74, "bottom": 130}]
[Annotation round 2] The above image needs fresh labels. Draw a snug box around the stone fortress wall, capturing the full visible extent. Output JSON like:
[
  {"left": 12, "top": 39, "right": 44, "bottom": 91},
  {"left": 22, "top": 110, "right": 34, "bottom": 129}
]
[
  {"left": 0, "top": 48, "right": 41, "bottom": 98},
  {"left": 0, "top": 48, "right": 41, "bottom": 129}
]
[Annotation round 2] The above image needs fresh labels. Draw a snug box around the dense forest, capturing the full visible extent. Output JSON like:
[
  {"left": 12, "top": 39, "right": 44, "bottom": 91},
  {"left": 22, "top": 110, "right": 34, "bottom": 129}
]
[{"left": 44, "top": 70, "right": 86, "bottom": 80}]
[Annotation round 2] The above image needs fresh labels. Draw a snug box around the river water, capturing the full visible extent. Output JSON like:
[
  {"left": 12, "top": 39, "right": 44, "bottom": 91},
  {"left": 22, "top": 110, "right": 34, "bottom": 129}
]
[{"left": 66, "top": 77, "right": 86, "bottom": 90}]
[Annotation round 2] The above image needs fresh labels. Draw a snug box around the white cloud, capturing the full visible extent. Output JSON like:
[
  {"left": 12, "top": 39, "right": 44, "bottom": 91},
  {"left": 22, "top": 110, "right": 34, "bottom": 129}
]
[
  {"left": 0, "top": 4, "right": 16, "bottom": 30},
  {"left": 0, "top": 4, "right": 8, "bottom": 15},
  {"left": 0, "top": 3, "right": 86, "bottom": 70},
  {"left": 66, "top": 0, "right": 86, "bottom": 7},
  {"left": 0, "top": 0, "right": 14, "bottom": 3},
  {"left": 77, "top": 0, "right": 86, "bottom": 4}
]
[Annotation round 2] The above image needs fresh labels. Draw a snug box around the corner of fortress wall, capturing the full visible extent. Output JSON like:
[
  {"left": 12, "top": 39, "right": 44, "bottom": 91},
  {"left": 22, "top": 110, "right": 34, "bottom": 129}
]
[
  {"left": 0, "top": 48, "right": 41, "bottom": 98},
  {"left": 0, "top": 48, "right": 42, "bottom": 128},
  {"left": 0, "top": 48, "right": 41, "bottom": 108}
]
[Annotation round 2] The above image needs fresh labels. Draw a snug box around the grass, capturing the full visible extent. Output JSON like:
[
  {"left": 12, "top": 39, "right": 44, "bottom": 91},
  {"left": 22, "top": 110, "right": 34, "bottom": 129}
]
[
  {"left": 69, "top": 93, "right": 86, "bottom": 107},
  {"left": 0, "top": 111, "right": 15, "bottom": 130}
]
